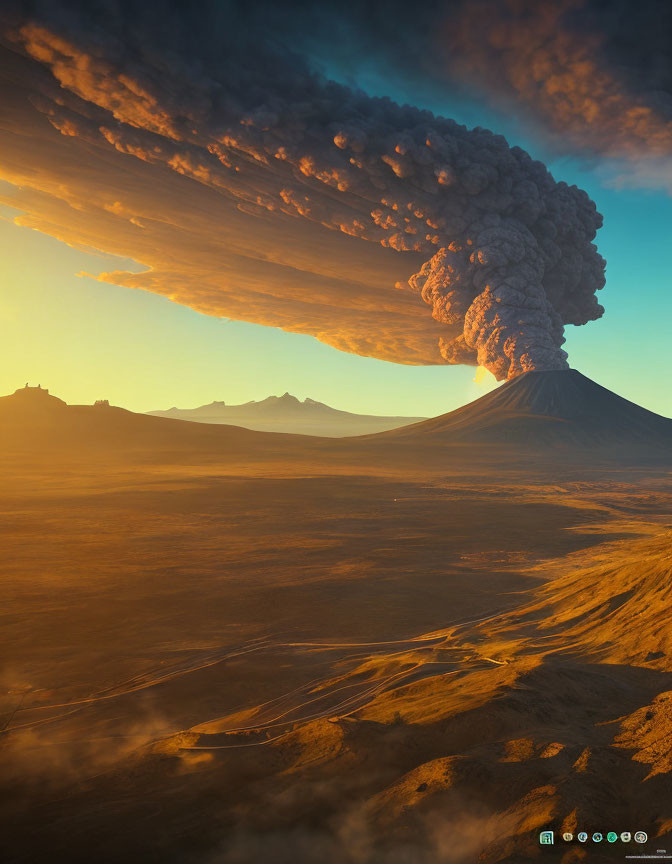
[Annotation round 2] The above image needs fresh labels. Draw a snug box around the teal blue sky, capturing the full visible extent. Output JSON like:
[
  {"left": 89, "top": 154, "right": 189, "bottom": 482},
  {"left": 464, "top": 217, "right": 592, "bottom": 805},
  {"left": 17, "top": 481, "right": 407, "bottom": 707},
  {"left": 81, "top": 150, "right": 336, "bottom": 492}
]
[{"left": 2, "top": 69, "right": 671, "bottom": 419}]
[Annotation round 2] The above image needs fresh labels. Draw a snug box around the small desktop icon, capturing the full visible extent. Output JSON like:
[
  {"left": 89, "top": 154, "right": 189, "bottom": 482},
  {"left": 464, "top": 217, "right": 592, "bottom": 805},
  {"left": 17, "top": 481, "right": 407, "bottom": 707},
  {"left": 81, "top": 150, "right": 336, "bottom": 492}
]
[
  {"left": 563, "top": 832, "right": 573, "bottom": 842},
  {"left": 577, "top": 832, "right": 588, "bottom": 843},
  {"left": 539, "top": 831, "right": 554, "bottom": 845},
  {"left": 635, "top": 832, "right": 648, "bottom": 844},
  {"left": 607, "top": 832, "right": 618, "bottom": 843},
  {"left": 621, "top": 832, "right": 632, "bottom": 843},
  {"left": 592, "top": 832, "right": 603, "bottom": 843}
]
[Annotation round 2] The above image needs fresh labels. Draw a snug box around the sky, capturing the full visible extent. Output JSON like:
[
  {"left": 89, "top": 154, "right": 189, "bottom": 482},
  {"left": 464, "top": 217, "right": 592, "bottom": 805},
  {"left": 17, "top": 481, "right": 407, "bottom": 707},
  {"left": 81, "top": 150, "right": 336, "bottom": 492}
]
[
  {"left": 1, "top": 1, "right": 671, "bottom": 418},
  {"left": 0, "top": 204, "right": 483, "bottom": 416}
]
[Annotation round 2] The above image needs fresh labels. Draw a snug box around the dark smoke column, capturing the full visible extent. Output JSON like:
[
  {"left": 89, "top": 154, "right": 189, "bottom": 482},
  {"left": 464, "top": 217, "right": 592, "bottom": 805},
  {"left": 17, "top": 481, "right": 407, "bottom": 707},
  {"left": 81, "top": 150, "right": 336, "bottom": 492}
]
[
  {"left": 277, "top": 104, "right": 607, "bottom": 381},
  {"left": 411, "top": 227, "right": 569, "bottom": 380},
  {"left": 407, "top": 144, "right": 606, "bottom": 380}
]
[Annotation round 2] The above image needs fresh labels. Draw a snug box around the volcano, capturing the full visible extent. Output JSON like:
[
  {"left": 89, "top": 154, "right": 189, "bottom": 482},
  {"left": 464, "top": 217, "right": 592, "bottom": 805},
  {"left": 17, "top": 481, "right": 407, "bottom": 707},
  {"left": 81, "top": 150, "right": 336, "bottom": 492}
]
[{"left": 379, "top": 369, "right": 672, "bottom": 449}]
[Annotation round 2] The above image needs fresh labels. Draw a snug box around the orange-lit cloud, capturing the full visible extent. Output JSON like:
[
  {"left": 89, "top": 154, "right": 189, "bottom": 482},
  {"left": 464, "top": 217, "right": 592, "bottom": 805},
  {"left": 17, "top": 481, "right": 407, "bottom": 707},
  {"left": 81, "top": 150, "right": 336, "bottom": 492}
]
[
  {"left": 450, "top": 0, "right": 672, "bottom": 161},
  {"left": 19, "top": 24, "right": 182, "bottom": 140},
  {"left": 0, "top": 45, "right": 443, "bottom": 365},
  {"left": 0, "top": 7, "right": 606, "bottom": 379}
]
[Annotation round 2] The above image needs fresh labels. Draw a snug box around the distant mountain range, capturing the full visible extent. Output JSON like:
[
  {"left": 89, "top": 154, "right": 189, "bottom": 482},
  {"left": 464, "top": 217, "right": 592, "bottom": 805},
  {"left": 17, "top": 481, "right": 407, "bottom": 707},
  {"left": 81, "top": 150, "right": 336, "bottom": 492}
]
[{"left": 147, "top": 393, "right": 427, "bottom": 437}]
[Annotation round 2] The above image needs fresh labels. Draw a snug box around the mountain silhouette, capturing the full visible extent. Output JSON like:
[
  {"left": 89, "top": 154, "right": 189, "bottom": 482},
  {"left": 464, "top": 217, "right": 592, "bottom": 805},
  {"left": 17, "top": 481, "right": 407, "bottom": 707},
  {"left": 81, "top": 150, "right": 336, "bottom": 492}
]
[
  {"left": 147, "top": 393, "right": 426, "bottom": 437},
  {"left": 380, "top": 369, "right": 672, "bottom": 448}
]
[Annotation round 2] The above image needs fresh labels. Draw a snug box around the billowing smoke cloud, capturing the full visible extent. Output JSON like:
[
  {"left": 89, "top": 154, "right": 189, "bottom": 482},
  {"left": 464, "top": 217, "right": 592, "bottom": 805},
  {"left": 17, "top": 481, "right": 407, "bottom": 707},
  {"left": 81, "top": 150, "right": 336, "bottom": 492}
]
[
  {"left": 449, "top": 0, "right": 672, "bottom": 164},
  {"left": 285, "top": 0, "right": 672, "bottom": 188},
  {"left": 0, "top": 1, "right": 606, "bottom": 379}
]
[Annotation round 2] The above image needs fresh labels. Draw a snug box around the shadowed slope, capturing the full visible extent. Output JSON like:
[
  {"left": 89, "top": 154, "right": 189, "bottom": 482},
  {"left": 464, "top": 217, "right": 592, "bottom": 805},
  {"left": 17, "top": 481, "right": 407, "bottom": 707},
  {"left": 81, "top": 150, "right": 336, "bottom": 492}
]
[{"left": 380, "top": 369, "right": 672, "bottom": 447}]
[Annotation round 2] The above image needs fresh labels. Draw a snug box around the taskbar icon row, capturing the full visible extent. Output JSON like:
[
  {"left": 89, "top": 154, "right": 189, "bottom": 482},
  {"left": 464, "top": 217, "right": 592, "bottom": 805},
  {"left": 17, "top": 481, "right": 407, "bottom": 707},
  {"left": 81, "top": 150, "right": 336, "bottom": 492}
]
[{"left": 540, "top": 830, "right": 648, "bottom": 845}]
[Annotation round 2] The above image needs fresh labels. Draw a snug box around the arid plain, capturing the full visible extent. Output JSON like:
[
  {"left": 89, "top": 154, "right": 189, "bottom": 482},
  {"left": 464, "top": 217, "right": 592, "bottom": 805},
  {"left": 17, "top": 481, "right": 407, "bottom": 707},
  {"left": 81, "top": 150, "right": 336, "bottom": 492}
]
[{"left": 2, "top": 378, "right": 672, "bottom": 863}]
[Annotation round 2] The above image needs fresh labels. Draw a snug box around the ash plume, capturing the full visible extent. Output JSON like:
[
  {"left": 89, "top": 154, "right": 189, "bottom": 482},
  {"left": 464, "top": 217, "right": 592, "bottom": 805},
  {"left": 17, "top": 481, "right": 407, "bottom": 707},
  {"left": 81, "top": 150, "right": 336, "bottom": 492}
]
[
  {"left": 448, "top": 0, "right": 672, "bottom": 166},
  {"left": 0, "top": 1, "right": 606, "bottom": 379},
  {"left": 281, "top": 1, "right": 672, "bottom": 188}
]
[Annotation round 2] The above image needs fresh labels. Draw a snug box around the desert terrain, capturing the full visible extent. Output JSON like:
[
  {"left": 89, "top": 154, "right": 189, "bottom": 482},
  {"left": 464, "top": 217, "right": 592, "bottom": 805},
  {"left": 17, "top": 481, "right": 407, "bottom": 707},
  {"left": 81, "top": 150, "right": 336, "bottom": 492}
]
[{"left": 1, "top": 375, "right": 672, "bottom": 863}]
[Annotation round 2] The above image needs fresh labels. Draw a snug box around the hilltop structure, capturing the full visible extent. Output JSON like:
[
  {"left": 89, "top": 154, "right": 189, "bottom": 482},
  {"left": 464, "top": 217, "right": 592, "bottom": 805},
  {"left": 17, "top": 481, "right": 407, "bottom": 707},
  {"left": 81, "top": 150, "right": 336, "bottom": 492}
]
[{"left": 20, "top": 383, "right": 49, "bottom": 395}]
